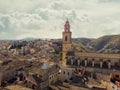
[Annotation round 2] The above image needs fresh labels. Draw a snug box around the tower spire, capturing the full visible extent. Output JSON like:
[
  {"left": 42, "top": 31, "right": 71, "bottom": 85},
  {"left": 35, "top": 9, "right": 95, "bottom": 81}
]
[{"left": 64, "top": 19, "right": 70, "bottom": 32}]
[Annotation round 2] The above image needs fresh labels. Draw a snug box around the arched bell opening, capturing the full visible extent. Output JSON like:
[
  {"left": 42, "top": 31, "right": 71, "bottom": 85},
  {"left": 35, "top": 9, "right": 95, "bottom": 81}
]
[{"left": 103, "top": 61, "right": 108, "bottom": 68}]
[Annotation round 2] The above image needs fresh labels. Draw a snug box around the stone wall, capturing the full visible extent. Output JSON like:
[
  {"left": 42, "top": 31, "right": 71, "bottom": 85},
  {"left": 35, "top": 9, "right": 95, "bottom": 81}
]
[{"left": 61, "top": 67, "right": 74, "bottom": 81}]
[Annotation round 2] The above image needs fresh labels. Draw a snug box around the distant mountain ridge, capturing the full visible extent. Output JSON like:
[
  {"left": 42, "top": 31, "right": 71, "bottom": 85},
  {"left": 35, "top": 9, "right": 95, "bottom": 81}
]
[
  {"left": 72, "top": 34, "right": 120, "bottom": 54},
  {"left": 21, "top": 37, "right": 38, "bottom": 41},
  {"left": 23, "top": 35, "right": 120, "bottom": 54},
  {"left": 72, "top": 38, "right": 94, "bottom": 45},
  {"left": 1, "top": 34, "right": 119, "bottom": 54},
  {"left": 88, "top": 34, "right": 120, "bottom": 53}
]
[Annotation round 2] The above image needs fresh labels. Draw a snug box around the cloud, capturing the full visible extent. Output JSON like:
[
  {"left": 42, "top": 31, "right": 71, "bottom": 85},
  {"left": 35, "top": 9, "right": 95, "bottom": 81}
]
[
  {"left": 98, "top": 0, "right": 120, "bottom": 3},
  {"left": 0, "top": 0, "right": 120, "bottom": 40},
  {"left": 0, "top": 12, "right": 45, "bottom": 39}
]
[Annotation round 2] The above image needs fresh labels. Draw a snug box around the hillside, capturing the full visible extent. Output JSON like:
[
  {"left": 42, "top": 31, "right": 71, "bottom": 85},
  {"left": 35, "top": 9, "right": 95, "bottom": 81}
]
[
  {"left": 87, "top": 35, "right": 120, "bottom": 53},
  {"left": 72, "top": 38, "right": 93, "bottom": 45},
  {"left": 72, "top": 43, "right": 91, "bottom": 53}
]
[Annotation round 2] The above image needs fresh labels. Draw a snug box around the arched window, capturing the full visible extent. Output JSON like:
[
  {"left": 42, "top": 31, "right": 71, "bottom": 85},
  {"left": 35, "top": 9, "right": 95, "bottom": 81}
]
[
  {"left": 116, "top": 75, "right": 119, "bottom": 78},
  {"left": 68, "top": 72, "right": 69, "bottom": 76},
  {"left": 65, "top": 36, "right": 67, "bottom": 41}
]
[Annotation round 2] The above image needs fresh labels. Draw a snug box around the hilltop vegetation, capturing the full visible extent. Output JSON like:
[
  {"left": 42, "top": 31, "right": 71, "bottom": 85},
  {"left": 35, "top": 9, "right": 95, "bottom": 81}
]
[
  {"left": 72, "top": 34, "right": 120, "bottom": 54},
  {"left": 88, "top": 35, "right": 120, "bottom": 53},
  {"left": 72, "top": 38, "right": 93, "bottom": 45},
  {"left": 72, "top": 43, "right": 91, "bottom": 53}
]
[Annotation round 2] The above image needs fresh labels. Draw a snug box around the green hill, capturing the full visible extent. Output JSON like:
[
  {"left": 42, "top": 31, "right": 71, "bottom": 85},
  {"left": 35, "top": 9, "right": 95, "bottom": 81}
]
[
  {"left": 72, "top": 43, "right": 91, "bottom": 53},
  {"left": 88, "top": 35, "right": 120, "bottom": 53}
]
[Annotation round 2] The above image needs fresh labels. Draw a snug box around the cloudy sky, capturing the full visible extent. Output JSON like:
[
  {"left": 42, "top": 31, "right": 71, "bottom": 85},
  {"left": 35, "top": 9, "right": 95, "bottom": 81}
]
[{"left": 0, "top": 0, "right": 120, "bottom": 40}]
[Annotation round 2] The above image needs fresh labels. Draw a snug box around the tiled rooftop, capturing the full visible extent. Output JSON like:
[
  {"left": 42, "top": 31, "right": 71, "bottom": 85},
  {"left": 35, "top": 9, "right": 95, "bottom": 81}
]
[{"left": 75, "top": 52, "right": 120, "bottom": 59}]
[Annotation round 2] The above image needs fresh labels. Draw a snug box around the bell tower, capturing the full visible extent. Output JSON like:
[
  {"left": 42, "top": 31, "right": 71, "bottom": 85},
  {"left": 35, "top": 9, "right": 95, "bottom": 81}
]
[{"left": 62, "top": 19, "right": 72, "bottom": 66}]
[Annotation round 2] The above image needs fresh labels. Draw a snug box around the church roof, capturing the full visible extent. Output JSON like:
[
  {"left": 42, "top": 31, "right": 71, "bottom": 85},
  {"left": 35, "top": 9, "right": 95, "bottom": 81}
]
[{"left": 75, "top": 52, "right": 120, "bottom": 59}]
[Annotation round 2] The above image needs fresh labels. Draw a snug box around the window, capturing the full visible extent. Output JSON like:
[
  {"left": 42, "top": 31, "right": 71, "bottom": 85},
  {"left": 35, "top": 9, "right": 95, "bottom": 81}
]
[
  {"left": 112, "top": 86, "right": 114, "bottom": 88},
  {"left": 116, "top": 75, "right": 119, "bottom": 78},
  {"left": 68, "top": 72, "right": 69, "bottom": 76},
  {"left": 65, "top": 36, "right": 67, "bottom": 41}
]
